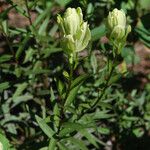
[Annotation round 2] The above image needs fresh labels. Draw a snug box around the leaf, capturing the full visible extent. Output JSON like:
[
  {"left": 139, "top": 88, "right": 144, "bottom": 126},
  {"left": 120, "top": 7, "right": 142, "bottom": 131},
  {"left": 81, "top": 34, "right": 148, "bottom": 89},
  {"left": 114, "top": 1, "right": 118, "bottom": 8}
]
[
  {"left": 49, "top": 24, "right": 58, "bottom": 37},
  {"left": 42, "top": 47, "right": 62, "bottom": 58},
  {"left": 64, "top": 85, "right": 81, "bottom": 107},
  {"left": 50, "top": 87, "right": 55, "bottom": 103},
  {"left": 122, "top": 116, "right": 139, "bottom": 121},
  {"left": 55, "top": 0, "right": 71, "bottom": 7},
  {"left": 71, "top": 74, "right": 89, "bottom": 89},
  {"left": 57, "top": 142, "right": 70, "bottom": 150},
  {"left": 93, "top": 110, "right": 115, "bottom": 120},
  {"left": 38, "top": 16, "right": 50, "bottom": 36},
  {"left": 12, "top": 94, "right": 33, "bottom": 108},
  {"left": 35, "top": 115, "right": 55, "bottom": 139},
  {"left": 90, "top": 52, "right": 97, "bottom": 74},
  {"left": 23, "top": 48, "right": 35, "bottom": 63},
  {"left": 138, "top": 0, "right": 150, "bottom": 10},
  {"left": 91, "top": 24, "right": 106, "bottom": 41},
  {"left": 121, "top": 46, "right": 140, "bottom": 65},
  {"left": 56, "top": 79, "right": 65, "bottom": 96},
  {"left": 6, "top": 123, "right": 17, "bottom": 135},
  {"left": 33, "top": 4, "right": 52, "bottom": 27},
  {"left": 13, "top": 83, "right": 28, "bottom": 99},
  {"left": 48, "top": 138, "right": 57, "bottom": 150},
  {"left": 59, "top": 122, "right": 85, "bottom": 137},
  {"left": 79, "top": 129, "right": 99, "bottom": 148},
  {"left": 53, "top": 103, "right": 60, "bottom": 128},
  {"left": 64, "top": 74, "right": 89, "bottom": 107},
  {"left": 0, "top": 82, "right": 10, "bottom": 92},
  {"left": 80, "top": 129, "right": 107, "bottom": 147},
  {"left": 15, "top": 35, "right": 30, "bottom": 60},
  {"left": 135, "top": 18, "right": 150, "bottom": 48},
  {"left": 68, "top": 137, "right": 88, "bottom": 150},
  {"left": 133, "top": 128, "right": 144, "bottom": 138},
  {"left": 0, "top": 55, "right": 12, "bottom": 63},
  {"left": 0, "top": 133, "right": 10, "bottom": 150},
  {"left": 97, "top": 127, "right": 110, "bottom": 135}
]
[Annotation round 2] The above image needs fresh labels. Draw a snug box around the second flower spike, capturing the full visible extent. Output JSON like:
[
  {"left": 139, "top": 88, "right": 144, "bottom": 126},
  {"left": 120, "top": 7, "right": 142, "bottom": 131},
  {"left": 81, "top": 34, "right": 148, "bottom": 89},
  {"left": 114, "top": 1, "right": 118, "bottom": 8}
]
[
  {"left": 105, "top": 8, "right": 131, "bottom": 54},
  {"left": 57, "top": 7, "right": 91, "bottom": 54}
]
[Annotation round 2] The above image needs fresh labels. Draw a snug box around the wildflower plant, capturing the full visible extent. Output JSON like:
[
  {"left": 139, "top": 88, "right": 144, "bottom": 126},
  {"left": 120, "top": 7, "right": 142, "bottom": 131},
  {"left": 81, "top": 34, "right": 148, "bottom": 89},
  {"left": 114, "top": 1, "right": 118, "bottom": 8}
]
[
  {"left": 2, "top": 0, "right": 149, "bottom": 149},
  {"left": 34, "top": 7, "right": 132, "bottom": 149}
]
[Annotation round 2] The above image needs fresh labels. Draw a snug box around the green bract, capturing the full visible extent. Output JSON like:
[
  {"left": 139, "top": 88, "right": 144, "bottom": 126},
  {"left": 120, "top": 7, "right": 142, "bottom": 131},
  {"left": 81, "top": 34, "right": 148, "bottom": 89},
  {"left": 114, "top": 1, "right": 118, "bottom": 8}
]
[
  {"left": 106, "top": 8, "right": 131, "bottom": 41},
  {"left": 57, "top": 7, "right": 91, "bottom": 54}
]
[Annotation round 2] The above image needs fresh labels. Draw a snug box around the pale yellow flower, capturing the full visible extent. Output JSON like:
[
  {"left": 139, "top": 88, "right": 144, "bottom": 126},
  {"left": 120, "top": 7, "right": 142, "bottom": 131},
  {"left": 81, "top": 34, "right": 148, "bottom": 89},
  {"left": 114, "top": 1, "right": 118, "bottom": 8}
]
[{"left": 57, "top": 7, "right": 91, "bottom": 54}]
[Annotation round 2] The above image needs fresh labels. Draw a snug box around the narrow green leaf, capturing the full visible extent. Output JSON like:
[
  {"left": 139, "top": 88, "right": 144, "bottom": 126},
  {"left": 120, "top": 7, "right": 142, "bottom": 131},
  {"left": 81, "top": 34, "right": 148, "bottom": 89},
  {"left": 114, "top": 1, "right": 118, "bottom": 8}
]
[
  {"left": 80, "top": 129, "right": 99, "bottom": 148},
  {"left": 38, "top": 16, "right": 50, "bottom": 36},
  {"left": 35, "top": 115, "right": 55, "bottom": 139},
  {"left": 13, "top": 83, "right": 28, "bottom": 99},
  {"left": 53, "top": 103, "right": 60, "bottom": 128},
  {"left": 64, "top": 85, "right": 80, "bottom": 108},
  {"left": 57, "top": 79, "right": 65, "bottom": 96},
  {"left": 0, "top": 133, "right": 10, "bottom": 150},
  {"left": 50, "top": 87, "right": 55, "bottom": 103},
  {"left": 33, "top": 4, "right": 52, "bottom": 27},
  {"left": 91, "top": 24, "right": 106, "bottom": 41},
  {"left": 59, "top": 122, "right": 84, "bottom": 137},
  {"left": 0, "top": 55, "right": 12, "bottom": 63},
  {"left": 23, "top": 48, "right": 35, "bottom": 63},
  {"left": 57, "top": 142, "right": 70, "bottom": 150},
  {"left": 90, "top": 53, "right": 97, "bottom": 74},
  {"left": 15, "top": 35, "right": 30, "bottom": 60},
  {"left": 93, "top": 110, "right": 115, "bottom": 119},
  {"left": 12, "top": 95, "right": 33, "bottom": 108},
  {"left": 71, "top": 74, "right": 89, "bottom": 89},
  {"left": 65, "top": 74, "right": 89, "bottom": 107},
  {"left": 97, "top": 127, "right": 110, "bottom": 135},
  {"left": 48, "top": 138, "right": 57, "bottom": 150},
  {"left": 68, "top": 137, "right": 88, "bottom": 150},
  {"left": 42, "top": 47, "right": 62, "bottom": 58},
  {"left": 0, "top": 82, "right": 10, "bottom": 92}
]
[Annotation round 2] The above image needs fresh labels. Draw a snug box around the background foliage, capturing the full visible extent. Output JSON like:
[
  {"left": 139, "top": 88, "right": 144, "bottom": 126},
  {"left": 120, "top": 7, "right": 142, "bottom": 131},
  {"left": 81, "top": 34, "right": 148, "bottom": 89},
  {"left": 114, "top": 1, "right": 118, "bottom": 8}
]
[{"left": 0, "top": 0, "right": 150, "bottom": 149}]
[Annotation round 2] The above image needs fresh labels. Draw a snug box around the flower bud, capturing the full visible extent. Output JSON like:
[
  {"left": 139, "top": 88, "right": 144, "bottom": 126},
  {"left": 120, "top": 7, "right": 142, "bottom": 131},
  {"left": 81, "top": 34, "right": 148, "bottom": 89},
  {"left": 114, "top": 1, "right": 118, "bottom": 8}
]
[
  {"left": 107, "top": 9, "right": 126, "bottom": 29},
  {"left": 57, "top": 7, "right": 91, "bottom": 54},
  {"left": 106, "top": 8, "right": 131, "bottom": 41}
]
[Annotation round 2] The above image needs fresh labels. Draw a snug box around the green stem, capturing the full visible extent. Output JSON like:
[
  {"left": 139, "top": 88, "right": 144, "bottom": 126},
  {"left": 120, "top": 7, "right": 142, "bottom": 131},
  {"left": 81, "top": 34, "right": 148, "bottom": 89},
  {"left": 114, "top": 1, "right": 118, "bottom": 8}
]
[
  {"left": 63, "top": 62, "right": 73, "bottom": 103},
  {"left": 77, "top": 57, "right": 116, "bottom": 121},
  {"left": 92, "top": 64, "right": 115, "bottom": 109},
  {"left": 57, "top": 54, "right": 74, "bottom": 134}
]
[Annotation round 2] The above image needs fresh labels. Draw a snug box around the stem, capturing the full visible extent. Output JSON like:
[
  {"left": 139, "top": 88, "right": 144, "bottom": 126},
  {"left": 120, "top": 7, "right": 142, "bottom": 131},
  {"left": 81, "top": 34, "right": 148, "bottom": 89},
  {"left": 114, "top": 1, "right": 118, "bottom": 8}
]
[
  {"left": 64, "top": 63, "right": 73, "bottom": 102},
  {"left": 77, "top": 58, "right": 116, "bottom": 121},
  {"left": 92, "top": 65, "right": 115, "bottom": 109},
  {"left": 2, "top": 30, "right": 18, "bottom": 64},
  {"left": 25, "top": 0, "right": 32, "bottom": 25},
  {"left": 57, "top": 54, "right": 74, "bottom": 134},
  {"left": 24, "top": 0, "right": 42, "bottom": 56}
]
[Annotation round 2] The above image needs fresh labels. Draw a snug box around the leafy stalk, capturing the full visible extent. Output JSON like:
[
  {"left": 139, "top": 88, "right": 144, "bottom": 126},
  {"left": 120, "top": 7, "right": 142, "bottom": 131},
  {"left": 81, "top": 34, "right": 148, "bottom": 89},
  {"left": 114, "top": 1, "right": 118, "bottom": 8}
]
[{"left": 57, "top": 53, "right": 74, "bottom": 134}]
